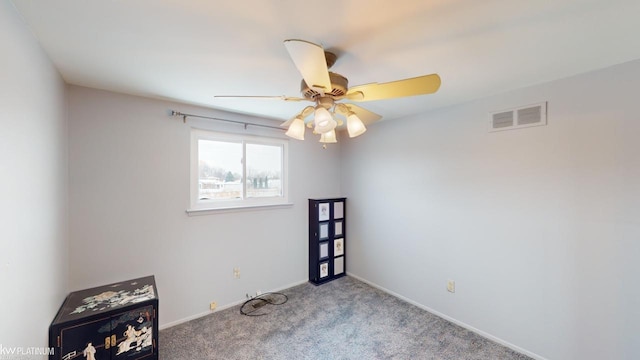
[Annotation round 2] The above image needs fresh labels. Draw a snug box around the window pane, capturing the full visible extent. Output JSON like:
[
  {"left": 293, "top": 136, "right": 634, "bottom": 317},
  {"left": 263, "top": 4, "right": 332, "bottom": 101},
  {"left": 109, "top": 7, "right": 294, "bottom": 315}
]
[
  {"left": 198, "top": 139, "right": 243, "bottom": 200},
  {"left": 246, "top": 143, "right": 282, "bottom": 198}
]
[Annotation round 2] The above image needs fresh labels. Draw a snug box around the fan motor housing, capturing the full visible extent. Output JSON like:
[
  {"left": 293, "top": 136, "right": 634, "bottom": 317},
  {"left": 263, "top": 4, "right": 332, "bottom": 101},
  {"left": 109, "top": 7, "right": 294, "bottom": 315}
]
[{"left": 301, "top": 72, "right": 348, "bottom": 100}]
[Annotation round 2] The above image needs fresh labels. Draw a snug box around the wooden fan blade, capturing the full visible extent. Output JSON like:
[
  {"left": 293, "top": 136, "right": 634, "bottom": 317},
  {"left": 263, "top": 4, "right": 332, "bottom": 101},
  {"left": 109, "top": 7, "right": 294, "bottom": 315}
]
[
  {"left": 284, "top": 39, "right": 332, "bottom": 94},
  {"left": 343, "top": 91, "right": 364, "bottom": 101},
  {"left": 346, "top": 74, "right": 441, "bottom": 102},
  {"left": 214, "top": 95, "right": 307, "bottom": 102},
  {"left": 343, "top": 104, "right": 383, "bottom": 125}
]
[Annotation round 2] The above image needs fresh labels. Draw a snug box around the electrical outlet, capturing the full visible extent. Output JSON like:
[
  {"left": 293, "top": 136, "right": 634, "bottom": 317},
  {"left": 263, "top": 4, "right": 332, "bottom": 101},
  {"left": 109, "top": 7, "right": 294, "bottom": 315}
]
[
  {"left": 210, "top": 301, "right": 217, "bottom": 311},
  {"left": 233, "top": 267, "right": 240, "bottom": 279},
  {"left": 447, "top": 280, "right": 455, "bottom": 293}
]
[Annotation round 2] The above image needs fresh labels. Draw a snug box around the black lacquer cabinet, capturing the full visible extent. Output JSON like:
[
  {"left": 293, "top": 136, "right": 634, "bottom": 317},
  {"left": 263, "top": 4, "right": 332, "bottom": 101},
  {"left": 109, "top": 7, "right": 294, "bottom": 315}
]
[{"left": 49, "top": 275, "right": 158, "bottom": 360}]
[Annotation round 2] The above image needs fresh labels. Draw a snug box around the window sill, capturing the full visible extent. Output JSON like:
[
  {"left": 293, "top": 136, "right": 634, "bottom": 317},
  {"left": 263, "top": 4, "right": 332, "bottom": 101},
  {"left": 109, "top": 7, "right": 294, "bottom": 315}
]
[{"left": 186, "top": 202, "right": 294, "bottom": 216}]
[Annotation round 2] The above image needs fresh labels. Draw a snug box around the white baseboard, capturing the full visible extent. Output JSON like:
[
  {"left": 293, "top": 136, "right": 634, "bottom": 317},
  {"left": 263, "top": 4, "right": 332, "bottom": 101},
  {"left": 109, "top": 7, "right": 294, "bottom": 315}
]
[
  {"left": 159, "top": 300, "right": 244, "bottom": 330},
  {"left": 346, "top": 272, "right": 548, "bottom": 360},
  {"left": 159, "top": 278, "right": 309, "bottom": 330}
]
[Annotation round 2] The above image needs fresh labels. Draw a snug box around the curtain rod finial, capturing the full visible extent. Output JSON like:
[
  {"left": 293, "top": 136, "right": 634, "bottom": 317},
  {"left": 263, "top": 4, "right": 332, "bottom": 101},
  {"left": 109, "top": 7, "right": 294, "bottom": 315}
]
[{"left": 170, "top": 110, "right": 187, "bottom": 123}]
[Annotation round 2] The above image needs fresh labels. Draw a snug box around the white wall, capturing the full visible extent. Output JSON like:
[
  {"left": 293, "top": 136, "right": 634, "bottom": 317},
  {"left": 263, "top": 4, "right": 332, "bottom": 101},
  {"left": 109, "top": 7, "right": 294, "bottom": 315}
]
[
  {"left": 341, "top": 59, "right": 640, "bottom": 360},
  {"left": 0, "top": 0, "right": 68, "bottom": 353},
  {"left": 67, "top": 86, "right": 342, "bottom": 327}
]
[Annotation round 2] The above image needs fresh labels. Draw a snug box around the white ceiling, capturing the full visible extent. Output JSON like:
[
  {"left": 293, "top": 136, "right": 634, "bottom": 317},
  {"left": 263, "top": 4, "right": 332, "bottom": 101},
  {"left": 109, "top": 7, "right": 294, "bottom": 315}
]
[{"left": 11, "top": 0, "right": 640, "bottom": 124}]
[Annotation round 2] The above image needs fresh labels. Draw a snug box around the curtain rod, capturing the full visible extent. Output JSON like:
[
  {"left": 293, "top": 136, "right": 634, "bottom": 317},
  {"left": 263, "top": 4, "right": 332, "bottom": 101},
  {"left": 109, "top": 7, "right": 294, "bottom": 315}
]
[{"left": 170, "top": 110, "right": 285, "bottom": 131}]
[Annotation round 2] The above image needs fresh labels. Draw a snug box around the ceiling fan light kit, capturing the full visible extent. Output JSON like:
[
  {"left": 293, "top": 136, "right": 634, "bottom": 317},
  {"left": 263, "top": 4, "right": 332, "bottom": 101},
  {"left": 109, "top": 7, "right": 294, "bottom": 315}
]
[
  {"left": 319, "top": 129, "right": 337, "bottom": 144},
  {"left": 285, "top": 116, "right": 306, "bottom": 140},
  {"left": 215, "top": 39, "right": 441, "bottom": 146},
  {"left": 347, "top": 113, "right": 367, "bottom": 138},
  {"left": 313, "top": 106, "right": 337, "bottom": 134}
]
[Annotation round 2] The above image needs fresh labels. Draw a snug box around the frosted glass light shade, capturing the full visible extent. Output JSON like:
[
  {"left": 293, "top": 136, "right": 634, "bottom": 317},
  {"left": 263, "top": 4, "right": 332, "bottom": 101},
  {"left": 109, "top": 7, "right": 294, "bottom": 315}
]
[
  {"left": 347, "top": 113, "right": 367, "bottom": 138},
  {"left": 313, "top": 106, "right": 337, "bottom": 134},
  {"left": 285, "top": 117, "right": 305, "bottom": 140},
  {"left": 319, "top": 129, "right": 337, "bottom": 143}
]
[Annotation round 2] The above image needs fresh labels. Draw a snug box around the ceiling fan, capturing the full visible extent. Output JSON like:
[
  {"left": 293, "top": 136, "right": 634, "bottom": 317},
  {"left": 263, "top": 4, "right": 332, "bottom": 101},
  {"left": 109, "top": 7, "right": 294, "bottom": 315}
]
[{"left": 215, "top": 39, "right": 441, "bottom": 144}]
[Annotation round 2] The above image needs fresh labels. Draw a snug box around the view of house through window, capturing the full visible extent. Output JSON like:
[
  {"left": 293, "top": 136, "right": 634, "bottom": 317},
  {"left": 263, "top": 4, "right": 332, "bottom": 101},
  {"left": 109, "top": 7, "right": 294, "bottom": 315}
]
[
  {"left": 198, "top": 139, "right": 243, "bottom": 200},
  {"left": 192, "top": 129, "right": 287, "bottom": 210},
  {"left": 245, "top": 143, "right": 283, "bottom": 198}
]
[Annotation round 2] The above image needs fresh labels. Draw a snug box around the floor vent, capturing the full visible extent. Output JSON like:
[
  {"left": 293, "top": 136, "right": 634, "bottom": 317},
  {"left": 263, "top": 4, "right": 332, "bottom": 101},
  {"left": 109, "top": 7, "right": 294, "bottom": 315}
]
[{"left": 489, "top": 102, "right": 547, "bottom": 132}]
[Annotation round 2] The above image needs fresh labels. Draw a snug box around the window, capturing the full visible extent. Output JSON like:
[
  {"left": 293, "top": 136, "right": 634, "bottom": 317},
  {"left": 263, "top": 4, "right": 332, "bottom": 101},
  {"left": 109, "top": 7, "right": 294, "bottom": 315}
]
[{"left": 190, "top": 129, "right": 289, "bottom": 212}]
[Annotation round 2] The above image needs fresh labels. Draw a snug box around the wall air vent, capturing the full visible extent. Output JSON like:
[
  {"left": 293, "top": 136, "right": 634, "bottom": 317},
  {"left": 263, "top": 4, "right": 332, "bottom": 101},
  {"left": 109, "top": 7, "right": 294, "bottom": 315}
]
[
  {"left": 492, "top": 111, "right": 514, "bottom": 129},
  {"left": 488, "top": 102, "right": 547, "bottom": 132}
]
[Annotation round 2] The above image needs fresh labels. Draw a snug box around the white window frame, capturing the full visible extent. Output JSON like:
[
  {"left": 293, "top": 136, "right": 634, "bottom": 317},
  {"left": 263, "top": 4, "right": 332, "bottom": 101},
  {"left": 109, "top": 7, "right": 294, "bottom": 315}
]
[{"left": 188, "top": 128, "right": 290, "bottom": 214}]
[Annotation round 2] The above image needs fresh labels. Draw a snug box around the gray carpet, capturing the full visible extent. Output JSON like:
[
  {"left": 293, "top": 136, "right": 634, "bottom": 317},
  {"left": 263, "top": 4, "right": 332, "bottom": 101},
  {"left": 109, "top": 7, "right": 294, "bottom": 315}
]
[{"left": 160, "top": 276, "right": 532, "bottom": 359}]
